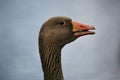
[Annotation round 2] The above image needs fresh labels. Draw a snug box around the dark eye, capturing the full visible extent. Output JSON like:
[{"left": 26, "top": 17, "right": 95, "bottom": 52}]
[{"left": 60, "top": 21, "right": 66, "bottom": 26}]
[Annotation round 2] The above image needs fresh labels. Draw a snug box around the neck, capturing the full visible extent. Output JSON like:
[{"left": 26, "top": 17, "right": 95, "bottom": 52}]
[{"left": 39, "top": 40, "right": 64, "bottom": 80}]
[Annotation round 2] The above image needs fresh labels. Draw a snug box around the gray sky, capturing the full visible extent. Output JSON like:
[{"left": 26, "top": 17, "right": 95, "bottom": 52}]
[{"left": 0, "top": 0, "right": 120, "bottom": 80}]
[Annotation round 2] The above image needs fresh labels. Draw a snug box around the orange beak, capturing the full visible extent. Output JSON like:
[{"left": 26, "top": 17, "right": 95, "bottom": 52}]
[{"left": 72, "top": 21, "right": 95, "bottom": 37}]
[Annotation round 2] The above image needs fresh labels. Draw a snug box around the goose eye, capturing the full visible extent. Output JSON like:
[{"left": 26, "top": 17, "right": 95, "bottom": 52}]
[{"left": 60, "top": 21, "right": 66, "bottom": 26}]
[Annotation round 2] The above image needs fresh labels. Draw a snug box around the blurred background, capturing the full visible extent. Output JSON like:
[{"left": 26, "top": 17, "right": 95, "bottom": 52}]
[{"left": 0, "top": 0, "right": 120, "bottom": 80}]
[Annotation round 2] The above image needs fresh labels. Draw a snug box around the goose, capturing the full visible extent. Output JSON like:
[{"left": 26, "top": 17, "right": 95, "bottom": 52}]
[{"left": 38, "top": 16, "right": 95, "bottom": 80}]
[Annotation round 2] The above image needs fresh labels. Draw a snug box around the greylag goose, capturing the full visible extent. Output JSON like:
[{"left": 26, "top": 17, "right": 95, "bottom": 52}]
[{"left": 38, "top": 16, "right": 95, "bottom": 80}]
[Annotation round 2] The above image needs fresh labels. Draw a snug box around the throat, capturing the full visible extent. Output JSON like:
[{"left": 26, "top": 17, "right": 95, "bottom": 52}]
[{"left": 39, "top": 43, "right": 64, "bottom": 80}]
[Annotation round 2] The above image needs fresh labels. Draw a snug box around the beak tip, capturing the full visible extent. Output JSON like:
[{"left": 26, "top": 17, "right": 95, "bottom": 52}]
[{"left": 91, "top": 26, "right": 96, "bottom": 30}]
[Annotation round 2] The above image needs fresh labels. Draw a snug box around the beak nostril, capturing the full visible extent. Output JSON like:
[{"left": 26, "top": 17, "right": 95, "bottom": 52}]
[{"left": 80, "top": 25, "right": 83, "bottom": 27}]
